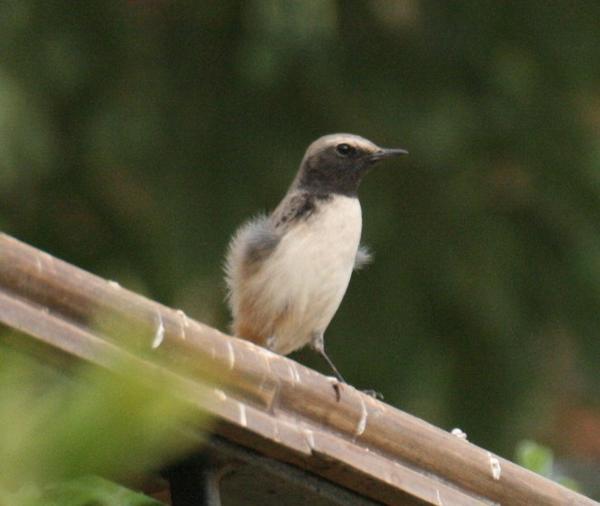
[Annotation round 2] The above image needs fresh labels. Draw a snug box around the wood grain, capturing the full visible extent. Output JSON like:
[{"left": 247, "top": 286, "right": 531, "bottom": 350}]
[{"left": 0, "top": 233, "right": 596, "bottom": 506}]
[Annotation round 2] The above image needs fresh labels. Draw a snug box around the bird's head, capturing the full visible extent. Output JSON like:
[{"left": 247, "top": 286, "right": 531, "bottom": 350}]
[{"left": 295, "top": 133, "right": 407, "bottom": 196}]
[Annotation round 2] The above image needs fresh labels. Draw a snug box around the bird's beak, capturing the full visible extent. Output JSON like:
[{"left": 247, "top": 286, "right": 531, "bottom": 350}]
[{"left": 368, "top": 147, "right": 409, "bottom": 162}]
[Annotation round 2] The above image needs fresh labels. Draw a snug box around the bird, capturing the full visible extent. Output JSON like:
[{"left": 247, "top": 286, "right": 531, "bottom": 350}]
[{"left": 225, "top": 133, "right": 407, "bottom": 388}]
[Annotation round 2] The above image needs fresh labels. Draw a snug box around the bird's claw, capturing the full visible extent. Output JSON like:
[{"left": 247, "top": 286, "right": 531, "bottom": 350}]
[{"left": 362, "top": 389, "right": 384, "bottom": 400}]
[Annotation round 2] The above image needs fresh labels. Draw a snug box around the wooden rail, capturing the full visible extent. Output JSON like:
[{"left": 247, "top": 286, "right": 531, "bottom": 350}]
[{"left": 0, "top": 233, "right": 596, "bottom": 506}]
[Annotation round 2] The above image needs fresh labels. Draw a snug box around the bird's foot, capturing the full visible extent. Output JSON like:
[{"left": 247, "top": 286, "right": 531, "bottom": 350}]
[
  {"left": 328, "top": 381, "right": 383, "bottom": 402},
  {"left": 362, "top": 389, "right": 384, "bottom": 400}
]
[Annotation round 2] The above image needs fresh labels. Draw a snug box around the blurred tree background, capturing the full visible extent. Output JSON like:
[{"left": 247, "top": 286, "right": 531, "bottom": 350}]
[{"left": 0, "top": 0, "right": 599, "bottom": 495}]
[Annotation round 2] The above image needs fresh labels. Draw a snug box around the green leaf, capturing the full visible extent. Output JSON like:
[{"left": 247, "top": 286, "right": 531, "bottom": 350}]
[
  {"left": 42, "top": 476, "right": 164, "bottom": 506},
  {"left": 0, "top": 341, "right": 212, "bottom": 493},
  {"left": 515, "top": 440, "right": 554, "bottom": 476},
  {"left": 1, "top": 476, "right": 164, "bottom": 506}
]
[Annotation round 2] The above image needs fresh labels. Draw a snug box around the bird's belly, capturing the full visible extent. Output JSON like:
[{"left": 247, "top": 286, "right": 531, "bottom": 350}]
[{"left": 265, "top": 196, "right": 362, "bottom": 354}]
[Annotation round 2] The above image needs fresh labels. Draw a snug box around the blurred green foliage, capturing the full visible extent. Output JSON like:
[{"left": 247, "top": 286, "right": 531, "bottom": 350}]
[
  {"left": 1, "top": 476, "right": 162, "bottom": 506},
  {"left": 516, "top": 439, "right": 554, "bottom": 477},
  {"left": 0, "top": 0, "right": 599, "bottom": 491},
  {"left": 0, "top": 340, "right": 207, "bottom": 505},
  {"left": 516, "top": 440, "right": 581, "bottom": 492}
]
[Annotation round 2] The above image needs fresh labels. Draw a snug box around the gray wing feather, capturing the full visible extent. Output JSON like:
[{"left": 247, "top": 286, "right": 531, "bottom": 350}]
[
  {"left": 240, "top": 215, "right": 280, "bottom": 265},
  {"left": 225, "top": 214, "right": 281, "bottom": 302}
]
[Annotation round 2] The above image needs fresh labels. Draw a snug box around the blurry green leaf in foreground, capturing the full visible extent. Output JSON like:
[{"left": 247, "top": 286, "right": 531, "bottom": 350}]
[
  {"left": 0, "top": 476, "right": 163, "bottom": 506},
  {"left": 515, "top": 440, "right": 580, "bottom": 492},
  {"left": 0, "top": 340, "right": 212, "bottom": 501},
  {"left": 515, "top": 439, "right": 554, "bottom": 476}
]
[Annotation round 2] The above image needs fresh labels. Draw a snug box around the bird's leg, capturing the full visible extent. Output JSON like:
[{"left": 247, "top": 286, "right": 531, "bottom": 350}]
[
  {"left": 310, "top": 333, "right": 383, "bottom": 401},
  {"left": 310, "top": 332, "right": 346, "bottom": 384}
]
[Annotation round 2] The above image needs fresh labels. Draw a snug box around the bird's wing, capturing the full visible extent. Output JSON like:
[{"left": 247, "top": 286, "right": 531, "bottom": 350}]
[
  {"left": 354, "top": 244, "right": 373, "bottom": 270},
  {"left": 225, "top": 214, "right": 281, "bottom": 286},
  {"left": 225, "top": 190, "right": 328, "bottom": 306},
  {"left": 224, "top": 213, "right": 282, "bottom": 344},
  {"left": 271, "top": 190, "right": 321, "bottom": 231},
  {"left": 225, "top": 191, "right": 315, "bottom": 300}
]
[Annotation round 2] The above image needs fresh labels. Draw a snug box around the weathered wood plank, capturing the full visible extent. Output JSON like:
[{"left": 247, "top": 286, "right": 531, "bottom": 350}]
[{"left": 0, "top": 233, "right": 596, "bottom": 506}]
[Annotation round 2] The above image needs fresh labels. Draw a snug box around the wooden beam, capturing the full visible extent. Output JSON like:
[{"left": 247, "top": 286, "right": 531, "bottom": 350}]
[{"left": 0, "top": 233, "right": 596, "bottom": 506}]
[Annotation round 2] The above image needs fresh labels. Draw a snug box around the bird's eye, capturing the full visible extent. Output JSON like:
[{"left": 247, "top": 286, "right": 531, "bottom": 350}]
[{"left": 336, "top": 143, "right": 355, "bottom": 157}]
